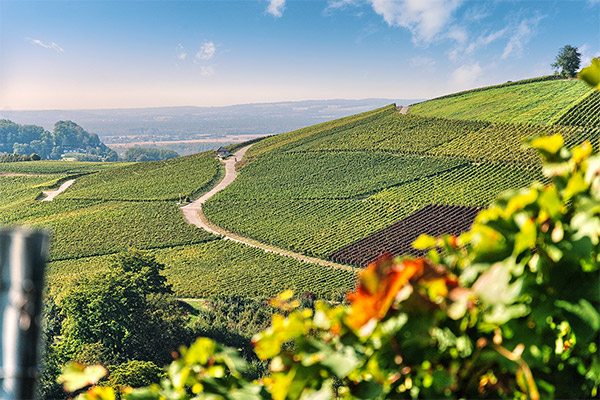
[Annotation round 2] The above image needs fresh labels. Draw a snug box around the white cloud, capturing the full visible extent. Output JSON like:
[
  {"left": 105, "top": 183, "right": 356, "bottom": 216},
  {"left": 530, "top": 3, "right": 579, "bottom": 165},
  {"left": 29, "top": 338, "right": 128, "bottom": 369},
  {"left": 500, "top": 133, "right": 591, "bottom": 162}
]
[
  {"left": 196, "top": 41, "right": 216, "bottom": 61},
  {"left": 501, "top": 15, "right": 543, "bottom": 59},
  {"left": 176, "top": 44, "right": 187, "bottom": 61},
  {"left": 448, "top": 27, "right": 506, "bottom": 61},
  {"left": 446, "top": 25, "right": 468, "bottom": 45},
  {"left": 26, "top": 38, "right": 64, "bottom": 52},
  {"left": 580, "top": 44, "right": 600, "bottom": 67},
  {"left": 367, "top": 0, "right": 463, "bottom": 43},
  {"left": 451, "top": 62, "right": 482, "bottom": 89},
  {"left": 267, "top": 0, "right": 286, "bottom": 18},
  {"left": 324, "top": 0, "right": 357, "bottom": 14}
]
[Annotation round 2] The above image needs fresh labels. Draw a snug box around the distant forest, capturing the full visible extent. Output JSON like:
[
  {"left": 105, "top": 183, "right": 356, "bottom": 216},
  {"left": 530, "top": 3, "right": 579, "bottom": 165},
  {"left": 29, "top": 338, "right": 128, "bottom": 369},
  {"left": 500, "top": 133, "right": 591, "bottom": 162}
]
[{"left": 0, "top": 119, "right": 117, "bottom": 161}]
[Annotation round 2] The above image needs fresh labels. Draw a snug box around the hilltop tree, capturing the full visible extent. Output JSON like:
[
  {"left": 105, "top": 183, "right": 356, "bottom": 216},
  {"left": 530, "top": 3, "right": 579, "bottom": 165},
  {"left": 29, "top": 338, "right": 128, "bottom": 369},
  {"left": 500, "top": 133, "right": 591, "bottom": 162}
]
[{"left": 552, "top": 44, "right": 581, "bottom": 78}]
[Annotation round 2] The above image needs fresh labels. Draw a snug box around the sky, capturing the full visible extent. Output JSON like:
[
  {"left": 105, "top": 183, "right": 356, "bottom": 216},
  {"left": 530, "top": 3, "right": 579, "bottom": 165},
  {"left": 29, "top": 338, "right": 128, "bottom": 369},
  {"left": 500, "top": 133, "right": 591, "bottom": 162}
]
[{"left": 0, "top": 0, "right": 599, "bottom": 110}]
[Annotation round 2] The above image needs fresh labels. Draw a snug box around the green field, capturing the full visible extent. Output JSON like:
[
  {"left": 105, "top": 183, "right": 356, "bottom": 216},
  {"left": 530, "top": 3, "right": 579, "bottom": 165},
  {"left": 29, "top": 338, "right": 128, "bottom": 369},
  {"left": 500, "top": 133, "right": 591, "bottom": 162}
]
[
  {"left": 556, "top": 90, "right": 600, "bottom": 128},
  {"left": 410, "top": 79, "right": 592, "bottom": 125}
]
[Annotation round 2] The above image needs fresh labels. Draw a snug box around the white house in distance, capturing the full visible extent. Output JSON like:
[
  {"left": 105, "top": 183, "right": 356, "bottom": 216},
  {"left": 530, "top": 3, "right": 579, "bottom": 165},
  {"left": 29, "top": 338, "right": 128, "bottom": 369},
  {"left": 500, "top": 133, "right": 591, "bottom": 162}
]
[{"left": 216, "top": 147, "right": 230, "bottom": 159}]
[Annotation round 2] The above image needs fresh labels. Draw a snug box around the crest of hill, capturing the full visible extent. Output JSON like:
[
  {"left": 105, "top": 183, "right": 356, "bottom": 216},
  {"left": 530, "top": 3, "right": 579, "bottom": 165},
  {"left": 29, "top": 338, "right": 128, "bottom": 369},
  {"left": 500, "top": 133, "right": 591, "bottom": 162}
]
[{"left": 409, "top": 75, "right": 595, "bottom": 125}]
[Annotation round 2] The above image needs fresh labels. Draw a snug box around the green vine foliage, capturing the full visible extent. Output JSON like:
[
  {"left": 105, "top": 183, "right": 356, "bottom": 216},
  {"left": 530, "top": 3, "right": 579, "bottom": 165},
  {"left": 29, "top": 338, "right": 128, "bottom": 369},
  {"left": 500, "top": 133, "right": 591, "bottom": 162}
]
[{"left": 61, "top": 79, "right": 600, "bottom": 400}]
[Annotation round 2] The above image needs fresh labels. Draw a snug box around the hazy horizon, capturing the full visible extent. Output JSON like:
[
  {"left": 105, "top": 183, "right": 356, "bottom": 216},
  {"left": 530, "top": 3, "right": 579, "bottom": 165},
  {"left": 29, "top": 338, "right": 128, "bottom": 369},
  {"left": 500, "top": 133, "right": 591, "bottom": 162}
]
[{"left": 1, "top": 0, "right": 598, "bottom": 111}]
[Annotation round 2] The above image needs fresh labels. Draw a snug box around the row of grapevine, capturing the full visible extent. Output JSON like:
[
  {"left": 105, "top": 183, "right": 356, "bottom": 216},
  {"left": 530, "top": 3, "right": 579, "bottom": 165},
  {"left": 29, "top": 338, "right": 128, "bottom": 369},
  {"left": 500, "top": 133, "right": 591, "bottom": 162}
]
[
  {"left": 426, "top": 123, "right": 581, "bottom": 163},
  {"left": 409, "top": 79, "right": 591, "bottom": 125},
  {"left": 204, "top": 198, "right": 421, "bottom": 258},
  {"left": 216, "top": 151, "right": 465, "bottom": 201},
  {"left": 411, "top": 74, "right": 562, "bottom": 103},
  {"left": 288, "top": 112, "right": 488, "bottom": 155},
  {"left": 245, "top": 105, "right": 395, "bottom": 158},
  {"left": 272, "top": 109, "right": 592, "bottom": 164},
  {"left": 369, "top": 161, "right": 548, "bottom": 205},
  {"left": 329, "top": 204, "right": 481, "bottom": 266},
  {"left": 47, "top": 241, "right": 358, "bottom": 301},
  {"left": 0, "top": 160, "right": 126, "bottom": 175},
  {"left": 3, "top": 199, "right": 216, "bottom": 261},
  {"left": 61, "top": 151, "right": 221, "bottom": 201},
  {"left": 556, "top": 90, "right": 600, "bottom": 128},
  {"left": 0, "top": 174, "right": 66, "bottom": 208}
]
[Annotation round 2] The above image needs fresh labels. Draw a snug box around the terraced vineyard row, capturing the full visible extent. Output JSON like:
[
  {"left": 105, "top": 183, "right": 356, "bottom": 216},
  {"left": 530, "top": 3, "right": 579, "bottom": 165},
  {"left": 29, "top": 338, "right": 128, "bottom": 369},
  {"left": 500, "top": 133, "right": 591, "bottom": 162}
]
[
  {"left": 47, "top": 241, "right": 358, "bottom": 301},
  {"left": 0, "top": 160, "right": 127, "bottom": 175},
  {"left": 409, "top": 79, "right": 591, "bottom": 125},
  {"left": 246, "top": 105, "right": 394, "bottom": 158},
  {"left": 62, "top": 151, "right": 221, "bottom": 201},
  {"left": 217, "top": 151, "right": 465, "bottom": 201},
  {"left": 556, "top": 90, "right": 600, "bottom": 128},
  {"left": 204, "top": 199, "right": 421, "bottom": 258},
  {"left": 369, "top": 161, "right": 548, "bottom": 205},
  {"left": 427, "top": 123, "right": 583, "bottom": 163},
  {"left": 6, "top": 200, "right": 216, "bottom": 261},
  {"left": 329, "top": 204, "right": 481, "bottom": 266},
  {"left": 275, "top": 107, "right": 592, "bottom": 164},
  {"left": 287, "top": 113, "right": 487, "bottom": 155},
  {"left": 0, "top": 174, "right": 66, "bottom": 208}
]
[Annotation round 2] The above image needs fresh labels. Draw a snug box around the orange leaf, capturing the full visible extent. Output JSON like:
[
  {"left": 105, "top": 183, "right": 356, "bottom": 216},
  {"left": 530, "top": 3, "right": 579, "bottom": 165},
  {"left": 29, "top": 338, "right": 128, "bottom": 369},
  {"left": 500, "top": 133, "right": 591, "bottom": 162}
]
[{"left": 346, "top": 256, "right": 423, "bottom": 330}]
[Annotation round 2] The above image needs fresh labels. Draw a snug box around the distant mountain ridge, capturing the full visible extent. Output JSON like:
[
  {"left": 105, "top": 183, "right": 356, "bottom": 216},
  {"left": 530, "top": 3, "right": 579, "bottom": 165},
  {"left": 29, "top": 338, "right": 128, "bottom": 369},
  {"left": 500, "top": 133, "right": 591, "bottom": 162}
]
[{"left": 0, "top": 99, "right": 423, "bottom": 140}]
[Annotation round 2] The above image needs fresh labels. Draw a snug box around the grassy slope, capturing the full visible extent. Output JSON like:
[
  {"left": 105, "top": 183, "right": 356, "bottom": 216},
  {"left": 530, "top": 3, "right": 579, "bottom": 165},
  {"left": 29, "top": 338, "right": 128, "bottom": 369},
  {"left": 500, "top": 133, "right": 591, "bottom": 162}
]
[{"left": 410, "top": 79, "right": 592, "bottom": 125}]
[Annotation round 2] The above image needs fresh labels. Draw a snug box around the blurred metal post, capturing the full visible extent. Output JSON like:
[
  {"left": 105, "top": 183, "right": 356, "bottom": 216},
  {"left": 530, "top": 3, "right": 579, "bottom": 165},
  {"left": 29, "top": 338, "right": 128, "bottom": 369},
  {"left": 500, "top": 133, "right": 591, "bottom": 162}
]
[{"left": 0, "top": 228, "right": 49, "bottom": 400}]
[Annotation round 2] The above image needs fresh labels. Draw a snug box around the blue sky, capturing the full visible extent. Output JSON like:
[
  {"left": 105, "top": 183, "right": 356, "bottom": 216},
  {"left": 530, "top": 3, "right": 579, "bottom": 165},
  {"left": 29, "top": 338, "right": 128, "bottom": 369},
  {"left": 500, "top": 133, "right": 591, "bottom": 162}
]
[{"left": 1, "top": 0, "right": 599, "bottom": 110}]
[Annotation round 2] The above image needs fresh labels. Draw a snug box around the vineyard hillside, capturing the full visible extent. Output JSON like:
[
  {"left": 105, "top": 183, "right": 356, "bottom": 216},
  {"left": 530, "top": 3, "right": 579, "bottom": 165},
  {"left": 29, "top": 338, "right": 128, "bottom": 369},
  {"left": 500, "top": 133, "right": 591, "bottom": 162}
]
[
  {"left": 409, "top": 77, "right": 593, "bottom": 125},
  {"left": 203, "top": 78, "right": 600, "bottom": 266},
  {"left": 4, "top": 76, "right": 599, "bottom": 302}
]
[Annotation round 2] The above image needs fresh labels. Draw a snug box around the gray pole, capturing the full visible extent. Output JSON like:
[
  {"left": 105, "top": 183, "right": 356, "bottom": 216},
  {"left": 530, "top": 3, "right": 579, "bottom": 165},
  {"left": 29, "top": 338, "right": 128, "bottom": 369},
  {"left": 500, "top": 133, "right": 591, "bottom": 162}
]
[{"left": 0, "top": 228, "right": 49, "bottom": 400}]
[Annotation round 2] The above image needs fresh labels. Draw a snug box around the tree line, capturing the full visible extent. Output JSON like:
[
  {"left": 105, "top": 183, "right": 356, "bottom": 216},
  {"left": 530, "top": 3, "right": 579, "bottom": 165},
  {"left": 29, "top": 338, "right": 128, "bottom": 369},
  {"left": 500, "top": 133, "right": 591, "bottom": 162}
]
[{"left": 0, "top": 119, "right": 117, "bottom": 161}]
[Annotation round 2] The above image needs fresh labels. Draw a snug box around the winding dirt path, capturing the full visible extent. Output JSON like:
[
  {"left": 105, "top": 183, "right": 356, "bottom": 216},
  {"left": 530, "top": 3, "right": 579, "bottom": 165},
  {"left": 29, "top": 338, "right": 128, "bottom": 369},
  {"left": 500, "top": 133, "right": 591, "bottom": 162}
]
[
  {"left": 397, "top": 105, "right": 410, "bottom": 114},
  {"left": 42, "top": 179, "right": 76, "bottom": 202},
  {"left": 181, "top": 146, "right": 353, "bottom": 271}
]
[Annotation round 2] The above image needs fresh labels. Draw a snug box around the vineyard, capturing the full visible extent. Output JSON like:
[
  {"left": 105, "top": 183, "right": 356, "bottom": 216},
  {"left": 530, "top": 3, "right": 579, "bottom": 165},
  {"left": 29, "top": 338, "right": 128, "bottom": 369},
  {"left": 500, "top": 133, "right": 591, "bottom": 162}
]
[
  {"left": 203, "top": 107, "right": 565, "bottom": 260},
  {"left": 204, "top": 198, "right": 421, "bottom": 258},
  {"left": 47, "top": 240, "right": 357, "bottom": 301},
  {"left": 61, "top": 151, "right": 221, "bottom": 201},
  {"left": 0, "top": 174, "right": 67, "bottom": 208},
  {"left": 216, "top": 152, "right": 465, "bottom": 201},
  {"left": 409, "top": 78, "right": 592, "bottom": 124},
  {"left": 4, "top": 75, "right": 600, "bottom": 308},
  {"left": 0, "top": 160, "right": 126, "bottom": 175},
  {"left": 328, "top": 204, "right": 481, "bottom": 266},
  {"left": 556, "top": 90, "right": 600, "bottom": 128}
]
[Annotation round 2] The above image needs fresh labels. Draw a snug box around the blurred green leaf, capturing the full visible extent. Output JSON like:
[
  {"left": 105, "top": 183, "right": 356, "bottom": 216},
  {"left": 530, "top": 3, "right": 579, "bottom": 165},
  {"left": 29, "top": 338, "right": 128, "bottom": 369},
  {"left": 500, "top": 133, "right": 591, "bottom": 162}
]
[
  {"left": 58, "top": 362, "right": 107, "bottom": 392},
  {"left": 578, "top": 58, "right": 600, "bottom": 90}
]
